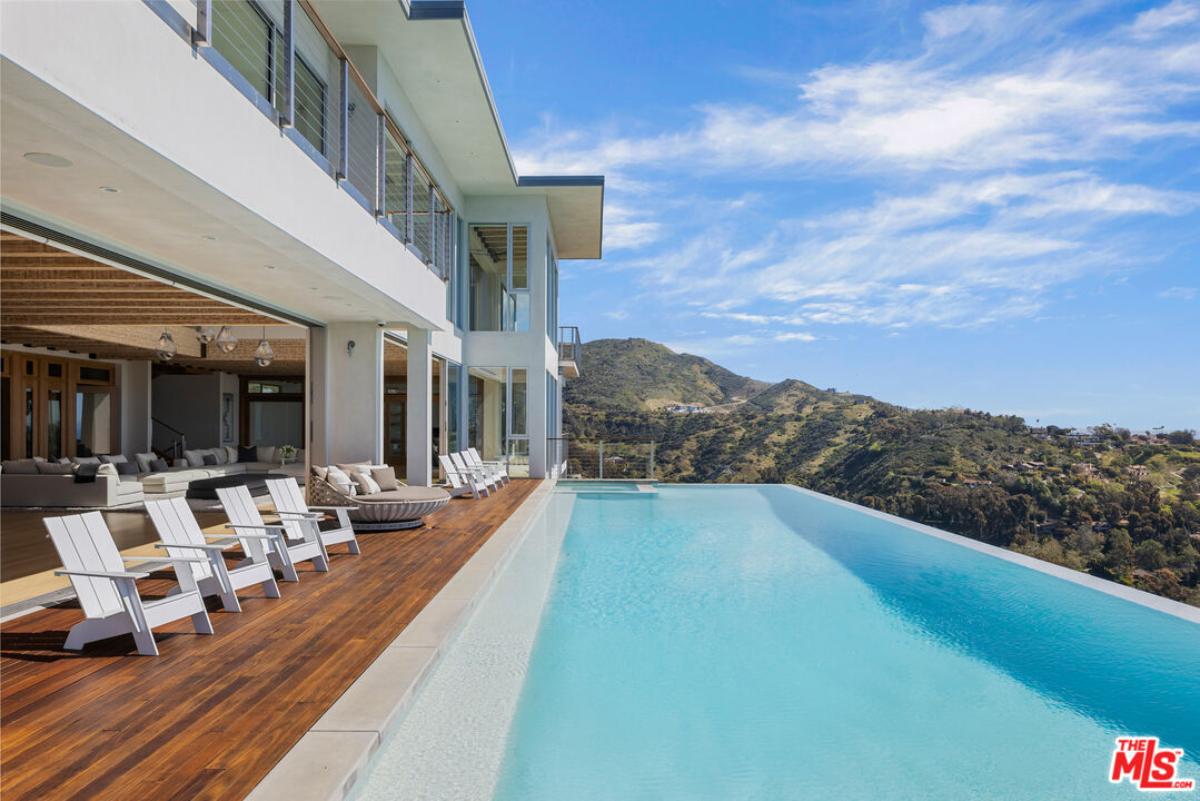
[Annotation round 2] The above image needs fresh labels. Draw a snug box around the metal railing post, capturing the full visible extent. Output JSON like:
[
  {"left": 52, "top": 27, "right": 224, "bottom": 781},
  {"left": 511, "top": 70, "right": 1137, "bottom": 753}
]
[
  {"left": 336, "top": 59, "right": 349, "bottom": 181},
  {"left": 405, "top": 154, "right": 415, "bottom": 243},
  {"left": 375, "top": 113, "right": 386, "bottom": 217},
  {"left": 429, "top": 184, "right": 437, "bottom": 266},
  {"left": 649, "top": 441, "right": 656, "bottom": 480},
  {"left": 193, "top": 0, "right": 212, "bottom": 46},
  {"left": 280, "top": 1, "right": 295, "bottom": 128},
  {"left": 598, "top": 441, "right": 604, "bottom": 479}
]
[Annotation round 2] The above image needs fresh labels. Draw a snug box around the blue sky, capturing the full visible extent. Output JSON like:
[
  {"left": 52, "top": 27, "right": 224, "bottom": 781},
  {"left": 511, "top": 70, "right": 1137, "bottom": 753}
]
[{"left": 469, "top": 0, "right": 1199, "bottom": 430}]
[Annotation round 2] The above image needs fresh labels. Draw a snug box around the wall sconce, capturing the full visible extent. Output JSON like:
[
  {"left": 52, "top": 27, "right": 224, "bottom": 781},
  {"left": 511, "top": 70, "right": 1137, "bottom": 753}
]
[{"left": 347, "top": 340, "right": 357, "bottom": 358}]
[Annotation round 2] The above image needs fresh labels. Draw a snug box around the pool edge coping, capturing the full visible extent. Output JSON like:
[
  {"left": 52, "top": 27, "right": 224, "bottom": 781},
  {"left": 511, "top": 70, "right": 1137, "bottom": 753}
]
[{"left": 244, "top": 479, "right": 560, "bottom": 801}]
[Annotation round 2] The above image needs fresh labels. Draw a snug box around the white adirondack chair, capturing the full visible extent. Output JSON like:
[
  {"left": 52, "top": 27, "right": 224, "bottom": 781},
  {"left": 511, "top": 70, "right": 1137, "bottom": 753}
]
[
  {"left": 467, "top": 447, "right": 510, "bottom": 485},
  {"left": 45, "top": 512, "right": 214, "bottom": 656},
  {"left": 216, "top": 484, "right": 329, "bottom": 583},
  {"left": 266, "top": 478, "right": 360, "bottom": 555},
  {"left": 145, "top": 497, "right": 281, "bottom": 613},
  {"left": 439, "top": 453, "right": 485, "bottom": 499},
  {"left": 451, "top": 452, "right": 498, "bottom": 492}
]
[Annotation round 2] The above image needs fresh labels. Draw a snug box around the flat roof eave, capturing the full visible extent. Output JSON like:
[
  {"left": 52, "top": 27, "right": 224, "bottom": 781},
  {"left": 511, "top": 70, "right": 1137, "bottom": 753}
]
[{"left": 519, "top": 176, "right": 605, "bottom": 260}]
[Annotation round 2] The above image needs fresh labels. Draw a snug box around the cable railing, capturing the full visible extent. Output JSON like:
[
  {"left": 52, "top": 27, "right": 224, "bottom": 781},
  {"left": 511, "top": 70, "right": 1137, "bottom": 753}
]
[
  {"left": 553, "top": 438, "right": 657, "bottom": 480},
  {"left": 190, "top": 0, "right": 456, "bottom": 282}
]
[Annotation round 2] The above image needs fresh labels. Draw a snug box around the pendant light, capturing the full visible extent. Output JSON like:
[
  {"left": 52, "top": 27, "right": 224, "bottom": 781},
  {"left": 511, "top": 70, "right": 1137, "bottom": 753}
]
[
  {"left": 155, "top": 331, "right": 177, "bottom": 362},
  {"left": 195, "top": 326, "right": 218, "bottom": 345},
  {"left": 253, "top": 327, "right": 274, "bottom": 367},
  {"left": 215, "top": 326, "right": 239, "bottom": 354}
]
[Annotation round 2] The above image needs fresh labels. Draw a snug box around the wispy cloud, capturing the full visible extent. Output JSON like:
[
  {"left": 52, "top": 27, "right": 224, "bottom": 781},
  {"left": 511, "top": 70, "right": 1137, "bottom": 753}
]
[
  {"left": 514, "top": 1, "right": 1200, "bottom": 334},
  {"left": 1158, "top": 285, "right": 1198, "bottom": 300}
]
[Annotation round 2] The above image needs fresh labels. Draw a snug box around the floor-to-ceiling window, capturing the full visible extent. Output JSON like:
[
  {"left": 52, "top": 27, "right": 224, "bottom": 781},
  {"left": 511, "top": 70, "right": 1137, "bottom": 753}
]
[
  {"left": 468, "top": 223, "right": 529, "bottom": 332},
  {"left": 446, "top": 361, "right": 462, "bottom": 454}
]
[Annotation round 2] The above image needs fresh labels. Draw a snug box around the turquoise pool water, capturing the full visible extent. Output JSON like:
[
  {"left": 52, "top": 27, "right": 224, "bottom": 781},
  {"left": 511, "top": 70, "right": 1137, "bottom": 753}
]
[{"left": 492, "top": 485, "right": 1200, "bottom": 801}]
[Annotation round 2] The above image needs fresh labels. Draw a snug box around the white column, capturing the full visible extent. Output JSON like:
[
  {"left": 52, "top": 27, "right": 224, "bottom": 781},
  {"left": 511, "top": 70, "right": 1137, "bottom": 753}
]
[
  {"left": 406, "top": 327, "right": 433, "bottom": 486},
  {"left": 120, "top": 360, "right": 152, "bottom": 455},
  {"left": 309, "top": 323, "right": 383, "bottom": 466}
]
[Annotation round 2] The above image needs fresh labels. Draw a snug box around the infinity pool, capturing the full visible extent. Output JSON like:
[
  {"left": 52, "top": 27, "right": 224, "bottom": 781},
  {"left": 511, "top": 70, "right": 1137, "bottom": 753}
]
[{"left": 356, "top": 485, "right": 1200, "bottom": 801}]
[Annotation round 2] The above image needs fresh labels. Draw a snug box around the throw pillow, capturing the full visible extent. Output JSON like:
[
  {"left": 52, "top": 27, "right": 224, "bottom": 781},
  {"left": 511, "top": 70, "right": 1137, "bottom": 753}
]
[
  {"left": 71, "top": 456, "right": 102, "bottom": 466},
  {"left": 238, "top": 445, "right": 258, "bottom": 463},
  {"left": 370, "top": 466, "right": 401, "bottom": 491},
  {"left": 150, "top": 457, "right": 170, "bottom": 472},
  {"left": 224, "top": 446, "right": 238, "bottom": 463},
  {"left": 183, "top": 449, "right": 205, "bottom": 467},
  {"left": 98, "top": 454, "right": 128, "bottom": 465},
  {"left": 311, "top": 465, "right": 329, "bottom": 482},
  {"left": 116, "top": 462, "right": 140, "bottom": 475},
  {"left": 325, "top": 466, "right": 356, "bottom": 495},
  {"left": 2, "top": 460, "right": 39, "bottom": 474},
  {"left": 74, "top": 463, "right": 99, "bottom": 483},
  {"left": 135, "top": 452, "right": 156, "bottom": 472},
  {"left": 36, "top": 461, "right": 75, "bottom": 475},
  {"left": 96, "top": 463, "right": 119, "bottom": 477},
  {"left": 353, "top": 472, "right": 382, "bottom": 495},
  {"left": 258, "top": 446, "right": 277, "bottom": 464},
  {"left": 202, "top": 454, "right": 219, "bottom": 466}
]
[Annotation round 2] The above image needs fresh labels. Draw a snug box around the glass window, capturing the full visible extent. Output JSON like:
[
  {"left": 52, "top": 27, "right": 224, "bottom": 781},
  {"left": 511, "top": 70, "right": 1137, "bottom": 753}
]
[
  {"left": 75, "top": 389, "right": 113, "bottom": 458},
  {"left": 446, "top": 361, "right": 461, "bottom": 453},
  {"left": 511, "top": 369, "right": 527, "bottom": 437},
  {"left": 293, "top": 55, "right": 327, "bottom": 154},
  {"left": 47, "top": 389, "right": 63, "bottom": 459},
  {"left": 468, "top": 367, "right": 507, "bottom": 462},
  {"left": 469, "top": 224, "right": 508, "bottom": 331},
  {"left": 212, "top": 0, "right": 273, "bottom": 100},
  {"left": 511, "top": 226, "right": 528, "bottom": 289}
]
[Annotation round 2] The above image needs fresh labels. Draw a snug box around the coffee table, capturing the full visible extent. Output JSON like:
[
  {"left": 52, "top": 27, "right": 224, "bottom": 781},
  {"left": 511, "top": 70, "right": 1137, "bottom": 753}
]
[{"left": 185, "top": 472, "right": 288, "bottom": 500}]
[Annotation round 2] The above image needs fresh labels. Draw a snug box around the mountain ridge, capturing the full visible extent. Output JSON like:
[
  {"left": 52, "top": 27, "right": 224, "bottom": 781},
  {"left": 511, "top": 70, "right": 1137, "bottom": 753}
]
[{"left": 563, "top": 338, "right": 1200, "bottom": 606}]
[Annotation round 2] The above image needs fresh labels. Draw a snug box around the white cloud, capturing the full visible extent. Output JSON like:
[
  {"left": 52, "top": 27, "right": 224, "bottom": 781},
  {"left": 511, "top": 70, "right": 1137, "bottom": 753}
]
[
  {"left": 774, "top": 332, "right": 818, "bottom": 342},
  {"left": 514, "top": 2, "right": 1200, "bottom": 332},
  {"left": 1158, "top": 286, "right": 1198, "bottom": 300}
]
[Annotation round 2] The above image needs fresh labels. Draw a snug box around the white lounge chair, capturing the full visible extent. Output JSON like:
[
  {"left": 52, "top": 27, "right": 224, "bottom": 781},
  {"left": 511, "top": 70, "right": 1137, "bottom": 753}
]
[
  {"left": 439, "top": 453, "right": 486, "bottom": 499},
  {"left": 266, "top": 478, "right": 360, "bottom": 555},
  {"left": 45, "top": 511, "right": 214, "bottom": 656},
  {"left": 467, "top": 447, "right": 510, "bottom": 485},
  {"left": 217, "top": 484, "right": 329, "bottom": 583},
  {"left": 451, "top": 452, "right": 498, "bottom": 492},
  {"left": 145, "top": 497, "right": 281, "bottom": 613}
]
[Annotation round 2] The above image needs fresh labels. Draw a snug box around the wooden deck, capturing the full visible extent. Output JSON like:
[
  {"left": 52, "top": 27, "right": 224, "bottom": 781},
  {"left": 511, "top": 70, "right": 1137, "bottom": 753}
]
[{"left": 0, "top": 480, "right": 540, "bottom": 801}]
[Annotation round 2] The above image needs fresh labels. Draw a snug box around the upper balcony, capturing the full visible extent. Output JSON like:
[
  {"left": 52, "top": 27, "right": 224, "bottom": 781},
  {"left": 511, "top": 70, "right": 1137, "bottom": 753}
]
[{"left": 559, "top": 325, "right": 581, "bottom": 378}]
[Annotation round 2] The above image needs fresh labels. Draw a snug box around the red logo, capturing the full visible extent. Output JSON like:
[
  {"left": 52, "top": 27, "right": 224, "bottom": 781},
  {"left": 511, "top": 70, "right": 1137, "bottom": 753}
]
[{"left": 1110, "top": 737, "right": 1195, "bottom": 792}]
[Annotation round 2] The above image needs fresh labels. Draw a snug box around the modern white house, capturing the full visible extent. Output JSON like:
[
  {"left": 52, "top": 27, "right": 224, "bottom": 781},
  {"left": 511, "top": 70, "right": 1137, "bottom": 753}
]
[{"left": 0, "top": 0, "right": 602, "bottom": 499}]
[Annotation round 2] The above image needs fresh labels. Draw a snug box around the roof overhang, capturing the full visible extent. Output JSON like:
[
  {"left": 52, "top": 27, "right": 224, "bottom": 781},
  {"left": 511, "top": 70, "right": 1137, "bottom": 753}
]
[
  {"left": 315, "top": 0, "right": 517, "bottom": 195},
  {"left": 518, "top": 176, "right": 605, "bottom": 260}
]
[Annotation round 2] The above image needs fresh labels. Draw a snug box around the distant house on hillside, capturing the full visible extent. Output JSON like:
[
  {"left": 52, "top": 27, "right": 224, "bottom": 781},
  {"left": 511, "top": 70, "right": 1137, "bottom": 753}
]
[
  {"left": 1072, "top": 463, "right": 1098, "bottom": 478},
  {"left": 1126, "top": 465, "right": 1151, "bottom": 480},
  {"left": 667, "top": 403, "right": 707, "bottom": 414}
]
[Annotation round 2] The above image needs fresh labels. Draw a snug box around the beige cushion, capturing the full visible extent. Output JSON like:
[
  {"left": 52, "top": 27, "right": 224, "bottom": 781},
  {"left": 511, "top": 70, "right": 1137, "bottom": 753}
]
[
  {"left": 224, "top": 445, "right": 238, "bottom": 463},
  {"left": 182, "top": 449, "right": 205, "bottom": 467},
  {"left": 36, "top": 461, "right": 75, "bottom": 475},
  {"left": 354, "top": 486, "right": 451, "bottom": 504},
  {"left": 258, "top": 446, "right": 276, "bottom": 463},
  {"left": 134, "top": 452, "right": 156, "bottom": 472},
  {"left": 353, "top": 472, "right": 381, "bottom": 495},
  {"left": 2, "top": 459, "right": 39, "bottom": 475},
  {"left": 96, "top": 463, "right": 118, "bottom": 477},
  {"left": 370, "top": 466, "right": 401, "bottom": 491},
  {"left": 311, "top": 465, "right": 329, "bottom": 482}
]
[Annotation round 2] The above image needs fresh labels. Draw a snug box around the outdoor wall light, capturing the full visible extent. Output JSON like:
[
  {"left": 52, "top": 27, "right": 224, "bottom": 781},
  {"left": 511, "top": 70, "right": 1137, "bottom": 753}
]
[
  {"left": 156, "top": 331, "right": 177, "bottom": 362},
  {"left": 215, "top": 326, "right": 238, "bottom": 354}
]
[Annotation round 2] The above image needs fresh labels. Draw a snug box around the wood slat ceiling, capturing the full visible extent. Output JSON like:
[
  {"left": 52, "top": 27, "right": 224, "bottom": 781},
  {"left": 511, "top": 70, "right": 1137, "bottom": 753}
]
[
  {"left": 1, "top": 232, "right": 298, "bottom": 374},
  {"left": 0, "top": 232, "right": 278, "bottom": 326}
]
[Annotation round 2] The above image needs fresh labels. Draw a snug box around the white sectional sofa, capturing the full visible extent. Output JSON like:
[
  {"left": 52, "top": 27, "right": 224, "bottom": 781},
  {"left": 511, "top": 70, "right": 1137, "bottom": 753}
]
[
  {"left": 0, "top": 472, "right": 145, "bottom": 508},
  {"left": 140, "top": 460, "right": 305, "bottom": 494}
]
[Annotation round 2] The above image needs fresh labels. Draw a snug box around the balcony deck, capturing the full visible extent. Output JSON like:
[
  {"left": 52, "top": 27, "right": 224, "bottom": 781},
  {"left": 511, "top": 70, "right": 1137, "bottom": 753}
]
[{"left": 0, "top": 479, "right": 541, "bottom": 801}]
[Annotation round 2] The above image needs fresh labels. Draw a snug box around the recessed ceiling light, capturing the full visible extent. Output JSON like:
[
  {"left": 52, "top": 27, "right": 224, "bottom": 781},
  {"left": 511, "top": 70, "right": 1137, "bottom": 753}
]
[
  {"left": 201, "top": 235, "right": 217, "bottom": 241},
  {"left": 264, "top": 264, "right": 277, "bottom": 270},
  {"left": 98, "top": 185, "right": 120, "bottom": 193},
  {"left": 24, "top": 152, "right": 72, "bottom": 168}
]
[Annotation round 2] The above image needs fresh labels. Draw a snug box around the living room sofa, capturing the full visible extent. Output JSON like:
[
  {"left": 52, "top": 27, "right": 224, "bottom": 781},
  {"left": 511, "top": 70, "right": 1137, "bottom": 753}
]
[{"left": 0, "top": 472, "right": 145, "bottom": 508}]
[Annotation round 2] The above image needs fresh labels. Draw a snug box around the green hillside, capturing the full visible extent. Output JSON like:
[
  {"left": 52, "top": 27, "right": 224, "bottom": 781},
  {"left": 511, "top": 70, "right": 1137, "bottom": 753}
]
[{"left": 564, "top": 339, "right": 1200, "bottom": 606}]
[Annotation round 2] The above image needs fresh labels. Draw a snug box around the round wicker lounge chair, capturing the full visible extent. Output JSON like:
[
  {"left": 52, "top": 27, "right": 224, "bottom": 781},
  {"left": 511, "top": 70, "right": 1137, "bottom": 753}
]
[{"left": 308, "top": 475, "right": 450, "bottom": 531}]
